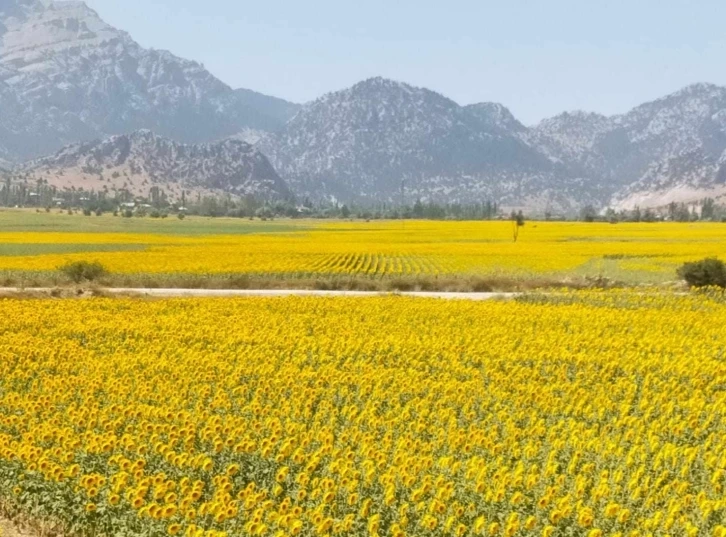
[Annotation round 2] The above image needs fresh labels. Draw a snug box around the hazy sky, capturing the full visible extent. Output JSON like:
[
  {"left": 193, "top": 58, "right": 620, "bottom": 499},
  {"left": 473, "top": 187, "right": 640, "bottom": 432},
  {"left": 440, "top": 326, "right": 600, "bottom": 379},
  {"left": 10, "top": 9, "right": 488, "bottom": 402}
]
[{"left": 84, "top": 0, "right": 726, "bottom": 124}]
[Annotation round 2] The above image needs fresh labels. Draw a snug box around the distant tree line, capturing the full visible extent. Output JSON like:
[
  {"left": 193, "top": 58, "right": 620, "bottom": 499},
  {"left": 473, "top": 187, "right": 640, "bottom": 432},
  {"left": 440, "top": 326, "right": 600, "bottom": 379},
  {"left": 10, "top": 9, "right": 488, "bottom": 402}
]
[
  {"left": 579, "top": 198, "right": 726, "bottom": 223},
  {"left": 3, "top": 172, "right": 725, "bottom": 223}
]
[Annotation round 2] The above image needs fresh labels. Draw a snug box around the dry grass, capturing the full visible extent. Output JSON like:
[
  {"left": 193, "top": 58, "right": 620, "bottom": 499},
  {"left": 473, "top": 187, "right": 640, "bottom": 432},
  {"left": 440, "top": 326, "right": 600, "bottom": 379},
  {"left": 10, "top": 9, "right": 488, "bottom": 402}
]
[
  {"left": 0, "top": 500, "right": 55, "bottom": 537},
  {"left": 0, "top": 272, "right": 645, "bottom": 293}
]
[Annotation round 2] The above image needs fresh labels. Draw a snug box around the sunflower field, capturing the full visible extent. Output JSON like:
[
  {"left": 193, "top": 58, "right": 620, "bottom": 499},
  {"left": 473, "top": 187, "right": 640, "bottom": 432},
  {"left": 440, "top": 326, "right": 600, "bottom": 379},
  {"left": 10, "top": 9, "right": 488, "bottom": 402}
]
[
  {"left": 0, "top": 216, "right": 725, "bottom": 284},
  {"left": 1, "top": 291, "right": 726, "bottom": 536}
]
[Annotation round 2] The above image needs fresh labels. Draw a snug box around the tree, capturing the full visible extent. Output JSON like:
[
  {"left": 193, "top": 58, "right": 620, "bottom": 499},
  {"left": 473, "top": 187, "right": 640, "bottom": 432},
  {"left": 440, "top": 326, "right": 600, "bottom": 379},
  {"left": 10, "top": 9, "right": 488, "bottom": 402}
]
[
  {"left": 676, "top": 203, "right": 691, "bottom": 222},
  {"left": 511, "top": 211, "right": 525, "bottom": 242},
  {"left": 59, "top": 261, "right": 107, "bottom": 283},
  {"left": 702, "top": 198, "right": 716, "bottom": 221},
  {"left": 642, "top": 208, "right": 657, "bottom": 222},
  {"left": 668, "top": 202, "right": 678, "bottom": 222},
  {"left": 580, "top": 205, "right": 597, "bottom": 222},
  {"left": 678, "top": 258, "right": 726, "bottom": 288},
  {"left": 516, "top": 210, "right": 525, "bottom": 226}
]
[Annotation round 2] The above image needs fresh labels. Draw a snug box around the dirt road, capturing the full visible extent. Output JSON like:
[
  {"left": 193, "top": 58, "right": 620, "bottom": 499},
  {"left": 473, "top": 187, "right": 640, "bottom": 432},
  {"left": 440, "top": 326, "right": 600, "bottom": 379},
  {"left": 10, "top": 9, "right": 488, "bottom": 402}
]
[{"left": 0, "top": 288, "right": 518, "bottom": 300}]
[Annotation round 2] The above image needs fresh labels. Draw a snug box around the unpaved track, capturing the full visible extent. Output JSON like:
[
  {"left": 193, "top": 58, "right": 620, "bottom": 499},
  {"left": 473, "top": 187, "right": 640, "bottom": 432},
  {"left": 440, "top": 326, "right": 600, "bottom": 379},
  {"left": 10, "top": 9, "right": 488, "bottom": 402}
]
[{"left": 0, "top": 288, "right": 519, "bottom": 300}]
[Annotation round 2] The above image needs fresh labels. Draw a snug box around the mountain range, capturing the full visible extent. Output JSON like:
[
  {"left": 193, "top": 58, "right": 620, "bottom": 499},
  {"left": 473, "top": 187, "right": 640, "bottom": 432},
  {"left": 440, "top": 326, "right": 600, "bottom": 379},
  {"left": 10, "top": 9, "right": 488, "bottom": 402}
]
[
  {"left": 0, "top": 0, "right": 299, "bottom": 162},
  {"left": 3, "top": 0, "right": 726, "bottom": 211}
]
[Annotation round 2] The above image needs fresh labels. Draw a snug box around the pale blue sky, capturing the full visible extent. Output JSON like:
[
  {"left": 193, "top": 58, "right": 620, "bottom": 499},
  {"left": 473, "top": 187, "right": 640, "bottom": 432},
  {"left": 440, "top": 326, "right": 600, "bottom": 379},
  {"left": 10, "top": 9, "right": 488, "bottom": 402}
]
[{"left": 84, "top": 0, "right": 726, "bottom": 124}]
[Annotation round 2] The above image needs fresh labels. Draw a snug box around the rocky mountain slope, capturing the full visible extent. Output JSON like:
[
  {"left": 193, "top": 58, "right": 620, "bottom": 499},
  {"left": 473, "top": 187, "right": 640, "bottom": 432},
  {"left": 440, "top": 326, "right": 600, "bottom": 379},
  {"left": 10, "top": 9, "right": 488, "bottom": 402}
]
[
  {"left": 20, "top": 130, "right": 292, "bottom": 201},
  {"left": 258, "top": 77, "right": 602, "bottom": 210},
  {"left": 0, "top": 0, "right": 299, "bottom": 162},
  {"left": 531, "top": 83, "right": 726, "bottom": 209},
  {"left": 255, "top": 78, "right": 726, "bottom": 210}
]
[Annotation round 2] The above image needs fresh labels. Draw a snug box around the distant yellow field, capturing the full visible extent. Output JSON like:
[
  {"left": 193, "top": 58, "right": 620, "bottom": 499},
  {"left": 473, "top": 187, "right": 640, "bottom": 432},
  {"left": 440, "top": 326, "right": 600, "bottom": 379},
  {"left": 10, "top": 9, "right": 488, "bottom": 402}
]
[
  {"left": 0, "top": 216, "right": 725, "bottom": 283},
  {"left": 2, "top": 291, "right": 726, "bottom": 536}
]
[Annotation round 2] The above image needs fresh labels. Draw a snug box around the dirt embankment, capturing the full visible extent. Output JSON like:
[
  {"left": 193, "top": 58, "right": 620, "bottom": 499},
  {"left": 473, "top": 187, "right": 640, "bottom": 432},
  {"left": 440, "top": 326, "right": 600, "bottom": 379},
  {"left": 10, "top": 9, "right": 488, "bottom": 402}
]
[{"left": 0, "top": 518, "right": 38, "bottom": 537}]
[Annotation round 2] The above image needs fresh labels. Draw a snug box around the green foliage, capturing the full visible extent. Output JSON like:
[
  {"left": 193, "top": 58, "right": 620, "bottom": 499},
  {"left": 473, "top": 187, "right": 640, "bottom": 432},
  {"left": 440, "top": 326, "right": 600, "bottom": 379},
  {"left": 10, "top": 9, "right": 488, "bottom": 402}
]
[
  {"left": 678, "top": 258, "right": 726, "bottom": 288},
  {"left": 59, "top": 261, "right": 107, "bottom": 283}
]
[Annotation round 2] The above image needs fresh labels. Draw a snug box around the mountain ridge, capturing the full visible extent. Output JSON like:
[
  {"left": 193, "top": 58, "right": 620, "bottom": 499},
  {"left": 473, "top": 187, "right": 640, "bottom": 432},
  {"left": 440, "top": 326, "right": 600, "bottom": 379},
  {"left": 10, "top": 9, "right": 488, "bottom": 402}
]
[
  {"left": 531, "top": 82, "right": 726, "bottom": 209},
  {"left": 0, "top": 0, "right": 300, "bottom": 162},
  {"left": 256, "top": 76, "right": 726, "bottom": 210},
  {"left": 257, "top": 76, "right": 603, "bottom": 212},
  {"left": 18, "top": 129, "right": 292, "bottom": 201}
]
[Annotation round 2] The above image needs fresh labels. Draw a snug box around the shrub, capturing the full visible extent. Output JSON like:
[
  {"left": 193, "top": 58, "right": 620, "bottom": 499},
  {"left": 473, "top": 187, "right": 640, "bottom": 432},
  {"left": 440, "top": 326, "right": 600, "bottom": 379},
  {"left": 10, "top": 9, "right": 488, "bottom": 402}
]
[
  {"left": 387, "top": 278, "right": 415, "bottom": 292},
  {"left": 678, "top": 258, "right": 726, "bottom": 288},
  {"left": 177, "top": 213, "right": 186, "bottom": 220},
  {"left": 59, "top": 261, "right": 107, "bottom": 284}
]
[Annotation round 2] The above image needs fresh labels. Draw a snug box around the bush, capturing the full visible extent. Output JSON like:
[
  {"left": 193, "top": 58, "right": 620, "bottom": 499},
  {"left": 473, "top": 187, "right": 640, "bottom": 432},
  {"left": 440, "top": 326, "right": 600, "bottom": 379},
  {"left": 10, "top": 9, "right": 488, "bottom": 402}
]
[
  {"left": 678, "top": 258, "right": 726, "bottom": 288},
  {"left": 177, "top": 213, "right": 186, "bottom": 220},
  {"left": 59, "top": 261, "right": 107, "bottom": 283}
]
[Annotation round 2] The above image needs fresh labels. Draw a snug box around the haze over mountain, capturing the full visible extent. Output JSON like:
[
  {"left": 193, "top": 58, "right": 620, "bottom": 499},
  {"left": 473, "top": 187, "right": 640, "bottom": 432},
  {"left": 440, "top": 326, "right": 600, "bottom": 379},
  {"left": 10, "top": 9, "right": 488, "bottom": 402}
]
[
  {"left": 257, "top": 78, "right": 602, "bottom": 210},
  {"left": 258, "top": 78, "right": 726, "bottom": 210},
  {"left": 0, "top": 0, "right": 299, "bottom": 161},
  {"left": 2, "top": 0, "right": 726, "bottom": 211},
  {"left": 528, "top": 83, "right": 726, "bottom": 209}
]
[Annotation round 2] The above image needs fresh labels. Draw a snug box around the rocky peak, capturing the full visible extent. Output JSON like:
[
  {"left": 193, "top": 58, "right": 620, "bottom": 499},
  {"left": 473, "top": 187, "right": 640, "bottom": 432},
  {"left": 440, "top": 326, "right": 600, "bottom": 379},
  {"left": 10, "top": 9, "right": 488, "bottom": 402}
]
[
  {"left": 0, "top": 0, "right": 299, "bottom": 163},
  {"left": 532, "top": 111, "right": 611, "bottom": 152},
  {"left": 0, "top": 0, "right": 125, "bottom": 64},
  {"left": 465, "top": 102, "right": 527, "bottom": 133}
]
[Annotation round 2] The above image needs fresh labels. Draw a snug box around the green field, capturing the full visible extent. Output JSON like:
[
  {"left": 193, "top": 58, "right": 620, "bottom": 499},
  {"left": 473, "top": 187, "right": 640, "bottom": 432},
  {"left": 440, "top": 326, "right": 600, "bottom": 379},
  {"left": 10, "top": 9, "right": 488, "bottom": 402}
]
[{"left": 0, "top": 209, "right": 306, "bottom": 235}]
